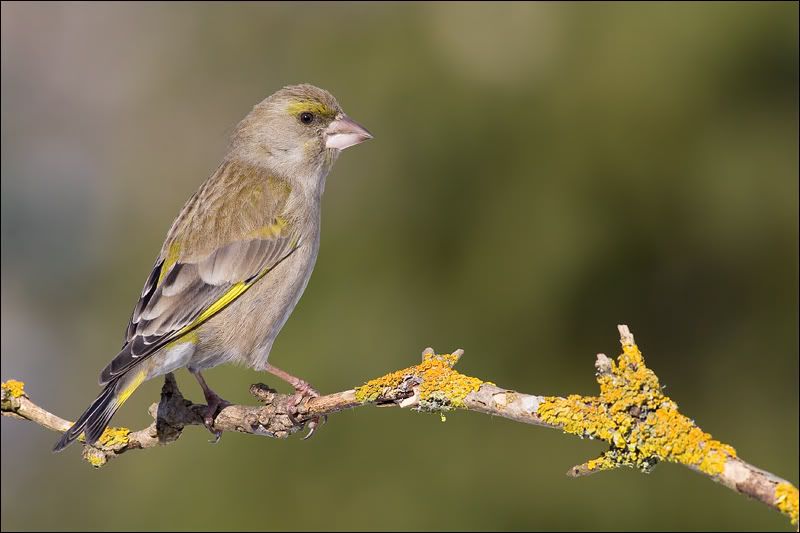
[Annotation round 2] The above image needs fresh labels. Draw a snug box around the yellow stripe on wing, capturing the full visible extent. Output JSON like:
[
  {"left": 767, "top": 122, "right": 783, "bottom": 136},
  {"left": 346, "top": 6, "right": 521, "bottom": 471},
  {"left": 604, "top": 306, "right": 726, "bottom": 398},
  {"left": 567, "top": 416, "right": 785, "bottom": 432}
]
[
  {"left": 158, "top": 241, "right": 183, "bottom": 284},
  {"left": 117, "top": 370, "right": 147, "bottom": 407},
  {"left": 172, "top": 264, "right": 274, "bottom": 338},
  {"left": 148, "top": 239, "right": 299, "bottom": 355}
]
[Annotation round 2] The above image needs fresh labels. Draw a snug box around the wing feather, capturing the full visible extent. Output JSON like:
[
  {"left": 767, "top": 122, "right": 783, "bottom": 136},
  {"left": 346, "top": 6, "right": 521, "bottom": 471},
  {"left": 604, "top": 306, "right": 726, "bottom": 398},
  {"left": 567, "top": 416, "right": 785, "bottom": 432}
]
[{"left": 100, "top": 163, "right": 297, "bottom": 385}]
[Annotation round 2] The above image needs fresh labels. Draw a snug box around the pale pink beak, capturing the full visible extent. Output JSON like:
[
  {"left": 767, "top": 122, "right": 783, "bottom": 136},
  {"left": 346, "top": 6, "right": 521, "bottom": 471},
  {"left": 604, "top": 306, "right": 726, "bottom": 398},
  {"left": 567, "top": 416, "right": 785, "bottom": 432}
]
[{"left": 324, "top": 114, "right": 373, "bottom": 150}]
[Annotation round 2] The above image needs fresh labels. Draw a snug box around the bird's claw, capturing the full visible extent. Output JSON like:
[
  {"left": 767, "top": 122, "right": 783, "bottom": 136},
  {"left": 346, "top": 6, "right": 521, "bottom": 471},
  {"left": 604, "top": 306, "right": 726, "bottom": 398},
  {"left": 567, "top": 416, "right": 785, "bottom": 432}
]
[
  {"left": 286, "top": 386, "right": 324, "bottom": 439},
  {"left": 302, "top": 414, "right": 329, "bottom": 440},
  {"left": 303, "top": 419, "right": 319, "bottom": 440},
  {"left": 201, "top": 395, "right": 230, "bottom": 442}
]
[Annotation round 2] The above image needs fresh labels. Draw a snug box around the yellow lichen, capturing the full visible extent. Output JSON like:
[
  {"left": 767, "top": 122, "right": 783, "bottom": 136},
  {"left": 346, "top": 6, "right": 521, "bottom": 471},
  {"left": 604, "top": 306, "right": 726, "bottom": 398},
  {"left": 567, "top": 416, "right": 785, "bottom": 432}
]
[
  {"left": 539, "top": 341, "right": 736, "bottom": 475},
  {"left": 355, "top": 351, "right": 483, "bottom": 411},
  {"left": 1, "top": 379, "right": 25, "bottom": 398},
  {"left": 775, "top": 483, "right": 799, "bottom": 526},
  {"left": 83, "top": 447, "right": 107, "bottom": 468},
  {"left": 98, "top": 426, "right": 130, "bottom": 448}
]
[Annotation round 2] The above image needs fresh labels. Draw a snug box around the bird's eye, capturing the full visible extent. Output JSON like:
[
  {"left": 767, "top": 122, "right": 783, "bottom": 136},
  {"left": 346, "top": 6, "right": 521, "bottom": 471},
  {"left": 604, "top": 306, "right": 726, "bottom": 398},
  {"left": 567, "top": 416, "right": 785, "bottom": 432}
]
[{"left": 299, "top": 112, "right": 314, "bottom": 125}]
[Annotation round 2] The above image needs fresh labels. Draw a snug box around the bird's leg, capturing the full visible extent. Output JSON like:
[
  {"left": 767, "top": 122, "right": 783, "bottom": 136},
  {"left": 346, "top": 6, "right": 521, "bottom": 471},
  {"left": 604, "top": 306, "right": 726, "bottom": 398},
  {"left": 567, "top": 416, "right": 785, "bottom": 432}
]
[
  {"left": 263, "top": 363, "right": 320, "bottom": 397},
  {"left": 189, "top": 369, "right": 230, "bottom": 441},
  {"left": 263, "top": 363, "right": 325, "bottom": 439}
]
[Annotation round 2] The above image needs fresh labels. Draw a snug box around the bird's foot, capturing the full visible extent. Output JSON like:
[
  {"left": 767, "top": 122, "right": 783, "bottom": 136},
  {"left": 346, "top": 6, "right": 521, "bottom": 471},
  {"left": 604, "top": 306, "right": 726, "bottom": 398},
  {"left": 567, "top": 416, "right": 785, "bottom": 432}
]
[
  {"left": 201, "top": 392, "right": 231, "bottom": 443},
  {"left": 287, "top": 382, "right": 326, "bottom": 440},
  {"left": 189, "top": 369, "right": 230, "bottom": 442},
  {"left": 262, "top": 363, "right": 327, "bottom": 439}
]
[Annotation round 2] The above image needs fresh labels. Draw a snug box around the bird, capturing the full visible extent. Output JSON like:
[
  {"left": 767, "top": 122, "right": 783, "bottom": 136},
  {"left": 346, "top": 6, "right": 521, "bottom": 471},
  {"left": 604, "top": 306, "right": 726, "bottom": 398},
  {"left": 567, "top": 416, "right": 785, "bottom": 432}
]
[{"left": 53, "top": 84, "right": 372, "bottom": 451}]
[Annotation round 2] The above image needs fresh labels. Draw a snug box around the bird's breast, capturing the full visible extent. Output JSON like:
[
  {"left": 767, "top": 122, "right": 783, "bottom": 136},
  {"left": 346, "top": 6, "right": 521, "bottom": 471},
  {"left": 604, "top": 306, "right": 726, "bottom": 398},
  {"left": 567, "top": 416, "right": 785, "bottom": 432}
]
[{"left": 192, "top": 232, "right": 321, "bottom": 370}]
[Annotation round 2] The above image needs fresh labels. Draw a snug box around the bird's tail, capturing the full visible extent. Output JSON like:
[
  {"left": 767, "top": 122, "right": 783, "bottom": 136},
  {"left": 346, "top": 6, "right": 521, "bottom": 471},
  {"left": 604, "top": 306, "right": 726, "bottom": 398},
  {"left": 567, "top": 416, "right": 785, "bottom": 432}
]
[{"left": 53, "top": 369, "right": 146, "bottom": 452}]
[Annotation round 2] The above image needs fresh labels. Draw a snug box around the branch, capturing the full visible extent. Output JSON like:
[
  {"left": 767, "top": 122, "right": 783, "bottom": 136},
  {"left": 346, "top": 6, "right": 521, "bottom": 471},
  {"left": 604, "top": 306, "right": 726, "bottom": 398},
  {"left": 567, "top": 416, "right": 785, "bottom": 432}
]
[{"left": 2, "top": 325, "right": 797, "bottom": 527}]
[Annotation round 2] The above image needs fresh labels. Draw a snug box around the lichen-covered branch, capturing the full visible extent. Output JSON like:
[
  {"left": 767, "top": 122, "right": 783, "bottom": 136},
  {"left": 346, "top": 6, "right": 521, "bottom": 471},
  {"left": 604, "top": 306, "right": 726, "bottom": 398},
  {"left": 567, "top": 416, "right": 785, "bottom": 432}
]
[{"left": 2, "top": 325, "right": 797, "bottom": 527}]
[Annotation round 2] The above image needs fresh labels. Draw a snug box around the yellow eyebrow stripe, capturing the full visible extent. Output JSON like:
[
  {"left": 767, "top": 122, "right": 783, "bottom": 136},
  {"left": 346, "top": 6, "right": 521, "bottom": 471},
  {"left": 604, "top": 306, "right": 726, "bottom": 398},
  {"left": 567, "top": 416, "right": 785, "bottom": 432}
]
[{"left": 286, "top": 101, "right": 336, "bottom": 119}]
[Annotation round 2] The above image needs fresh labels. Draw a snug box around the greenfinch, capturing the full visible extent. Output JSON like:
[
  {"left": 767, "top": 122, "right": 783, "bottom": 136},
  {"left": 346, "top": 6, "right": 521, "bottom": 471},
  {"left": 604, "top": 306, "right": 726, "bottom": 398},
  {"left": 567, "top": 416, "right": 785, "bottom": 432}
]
[{"left": 54, "top": 84, "right": 372, "bottom": 451}]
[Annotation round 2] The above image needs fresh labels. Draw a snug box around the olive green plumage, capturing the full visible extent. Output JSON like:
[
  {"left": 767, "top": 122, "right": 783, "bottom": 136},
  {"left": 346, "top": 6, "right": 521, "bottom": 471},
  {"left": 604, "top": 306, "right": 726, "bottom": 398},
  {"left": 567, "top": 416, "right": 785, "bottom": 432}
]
[{"left": 54, "top": 84, "right": 372, "bottom": 451}]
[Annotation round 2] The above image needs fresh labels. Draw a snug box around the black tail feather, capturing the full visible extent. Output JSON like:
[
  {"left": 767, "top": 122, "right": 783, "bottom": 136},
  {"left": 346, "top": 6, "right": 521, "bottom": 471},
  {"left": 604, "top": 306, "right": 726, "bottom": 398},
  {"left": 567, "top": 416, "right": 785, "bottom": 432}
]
[{"left": 53, "top": 379, "right": 120, "bottom": 452}]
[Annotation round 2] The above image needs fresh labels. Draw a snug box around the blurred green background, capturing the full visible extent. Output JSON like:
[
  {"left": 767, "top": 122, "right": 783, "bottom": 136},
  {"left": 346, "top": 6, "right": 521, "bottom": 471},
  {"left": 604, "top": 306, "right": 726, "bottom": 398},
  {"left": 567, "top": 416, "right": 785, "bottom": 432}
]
[{"left": 1, "top": 2, "right": 797, "bottom": 531}]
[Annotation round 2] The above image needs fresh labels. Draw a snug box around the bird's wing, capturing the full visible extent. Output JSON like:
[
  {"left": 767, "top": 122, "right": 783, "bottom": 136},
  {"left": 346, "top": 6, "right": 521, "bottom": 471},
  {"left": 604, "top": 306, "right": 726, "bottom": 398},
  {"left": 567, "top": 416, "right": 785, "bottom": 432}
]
[{"left": 100, "top": 162, "right": 298, "bottom": 385}]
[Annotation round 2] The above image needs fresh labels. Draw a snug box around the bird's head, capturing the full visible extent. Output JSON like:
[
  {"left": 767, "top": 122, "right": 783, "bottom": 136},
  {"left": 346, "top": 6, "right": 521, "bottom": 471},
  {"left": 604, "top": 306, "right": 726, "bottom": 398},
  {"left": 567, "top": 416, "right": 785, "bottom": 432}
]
[{"left": 230, "top": 84, "right": 372, "bottom": 188}]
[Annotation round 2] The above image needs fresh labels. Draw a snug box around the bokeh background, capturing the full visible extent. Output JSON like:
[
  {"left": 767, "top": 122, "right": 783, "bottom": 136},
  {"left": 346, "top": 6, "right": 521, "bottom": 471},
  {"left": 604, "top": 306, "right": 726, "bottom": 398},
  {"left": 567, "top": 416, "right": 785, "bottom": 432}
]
[{"left": 2, "top": 2, "right": 797, "bottom": 531}]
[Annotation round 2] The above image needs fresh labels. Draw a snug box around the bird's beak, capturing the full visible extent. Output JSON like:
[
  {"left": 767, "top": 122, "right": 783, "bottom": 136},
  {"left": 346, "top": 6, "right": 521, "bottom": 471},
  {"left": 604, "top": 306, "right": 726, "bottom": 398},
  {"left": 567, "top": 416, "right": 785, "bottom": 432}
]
[{"left": 324, "top": 114, "right": 373, "bottom": 150}]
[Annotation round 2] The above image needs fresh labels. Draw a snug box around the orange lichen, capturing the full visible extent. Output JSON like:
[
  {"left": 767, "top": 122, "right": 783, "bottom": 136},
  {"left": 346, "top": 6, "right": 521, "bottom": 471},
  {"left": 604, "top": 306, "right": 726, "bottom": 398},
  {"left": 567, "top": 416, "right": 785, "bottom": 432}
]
[
  {"left": 355, "top": 351, "right": 483, "bottom": 411},
  {"left": 775, "top": 482, "right": 799, "bottom": 526},
  {"left": 1, "top": 379, "right": 26, "bottom": 398},
  {"left": 539, "top": 342, "right": 736, "bottom": 475}
]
